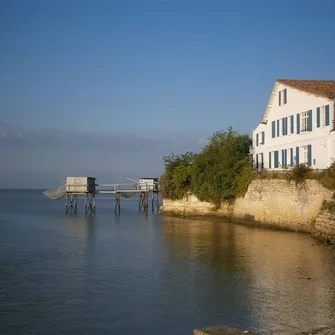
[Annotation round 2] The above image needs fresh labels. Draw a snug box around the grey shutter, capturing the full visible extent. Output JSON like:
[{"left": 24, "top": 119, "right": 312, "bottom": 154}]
[
  {"left": 325, "top": 105, "right": 330, "bottom": 126},
  {"left": 307, "top": 144, "right": 312, "bottom": 166},
  {"left": 317, "top": 107, "right": 320, "bottom": 128},
  {"left": 307, "top": 110, "right": 312, "bottom": 131},
  {"left": 284, "top": 89, "right": 287, "bottom": 104},
  {"left": 272, "top": 121, "right": 275, "bottom": 138},
  {"left": 297, "top": 114, "right": 300, "bottom": 134}
]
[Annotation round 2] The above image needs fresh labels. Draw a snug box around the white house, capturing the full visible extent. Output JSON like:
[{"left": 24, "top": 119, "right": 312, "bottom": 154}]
[{"left": 252, "top": 79, "right": 335, "bottom": 170}]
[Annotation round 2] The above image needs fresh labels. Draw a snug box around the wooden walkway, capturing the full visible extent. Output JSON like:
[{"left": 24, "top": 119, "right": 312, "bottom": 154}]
[{"left": 64, "top": 182, "right": 161, "bottom": 215}]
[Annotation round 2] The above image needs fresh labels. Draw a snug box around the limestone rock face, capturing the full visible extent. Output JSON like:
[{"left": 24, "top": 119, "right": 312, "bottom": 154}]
[{"left": 160, "top": 179, "right": 335, "bottom": 242}]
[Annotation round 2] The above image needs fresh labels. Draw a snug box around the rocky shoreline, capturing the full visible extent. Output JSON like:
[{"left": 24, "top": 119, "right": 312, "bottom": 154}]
[{"left": 193, "top": 325, "right": 335, "bottom": 335}]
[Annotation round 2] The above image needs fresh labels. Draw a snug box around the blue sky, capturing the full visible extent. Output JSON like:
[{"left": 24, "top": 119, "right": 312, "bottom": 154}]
[{"left": 1, "top": 0, "right": 335, "bottom": 188}]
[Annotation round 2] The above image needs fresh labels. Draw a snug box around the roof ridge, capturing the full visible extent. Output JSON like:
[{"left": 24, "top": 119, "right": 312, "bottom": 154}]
[{"left": 275, "top": 79, "right": 335, "bottom": 99}]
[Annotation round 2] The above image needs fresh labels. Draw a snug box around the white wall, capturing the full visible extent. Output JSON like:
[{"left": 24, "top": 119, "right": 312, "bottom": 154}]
[{"left": 253, "top": 82, "right": 335, "bottom": 169}]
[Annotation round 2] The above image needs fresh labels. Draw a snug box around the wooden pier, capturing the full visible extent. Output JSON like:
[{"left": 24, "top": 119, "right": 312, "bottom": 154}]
[{"left": 63, "top": 177, "right": 161, "bottom": 215}]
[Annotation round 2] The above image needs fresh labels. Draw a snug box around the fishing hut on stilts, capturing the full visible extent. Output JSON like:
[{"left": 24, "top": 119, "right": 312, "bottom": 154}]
[{"left": 43, "top": 176, "right": 161, "bottom": 216}]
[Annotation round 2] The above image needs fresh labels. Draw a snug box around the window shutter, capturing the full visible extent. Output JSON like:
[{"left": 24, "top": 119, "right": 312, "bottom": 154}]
[
  {"left": 279, "top": 91, "right": 281, "bottom": 106},
  {"left": 296, "top": 147, "right": 300, "bottom": 164},
  {"left": 277, "top": 120, "right": 280, "bottom": 137},
  {"left": 290, "top": 115, "right": 294, "bottom": 133},
  {"left": 284, "top": 89, "right": 287, "bottom": 104},
  {"left": 307, "top": 110, "right": 312, "bottom": 131},
  {"left": 285, "top": 117, "right": 288, "bottom": 135},
  {"left": 325, "top": 105, "right": 330, "bottom": 126},
  {"left": 256, "top": 133, "right": 259, "bottom": 146},
  {"left": 285, "top": 149, "right": 287, "bottom": 167},
  {"left": 272, "top": 121, "right": 276, "bottom": 138},
  {"left": 290, "top": 148, "right": 293, "bottom": 166},
  {"left": 262, "top": 131, "right": 265, "bottom": 144},
  {"left": 274, "top": 151, "right": 279, "bottom": 168},
  {"left": 317, "top": 107, "right": 320, "bottom": 128},
  {"left": 256, "top": 154, "right": 259, "bottom": 169},
  {"left": 307, "top": 144, "right": 312, "bottom": 166},
  {"left": 282, "top": 150, "right": 285, "bottom": 168},
  {"left": 296, "top": 114, "right": 300, "bottom": 134},
  {"left": 269, "top": 152, "right": 272, "bottom": 169},
  {"left": 282, "top": 118, "right": 285, "bottom": 136}
]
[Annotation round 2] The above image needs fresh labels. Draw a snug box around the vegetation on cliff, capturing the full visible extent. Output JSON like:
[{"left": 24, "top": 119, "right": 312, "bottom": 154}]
[
  {"left": 160, "top": 126, "right": 335, "bottom": 210},
  {"left": 160, "top": 127, "right": 256, "bottom": 205}
]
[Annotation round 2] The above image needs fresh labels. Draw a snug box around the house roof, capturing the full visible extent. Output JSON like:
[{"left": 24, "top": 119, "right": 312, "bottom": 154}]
[
  {"left": 260, "top": 79, "right": 335, "bottom": 124},
  {"left": 277, "top": 79, "right": 335, "bottom": 99}
]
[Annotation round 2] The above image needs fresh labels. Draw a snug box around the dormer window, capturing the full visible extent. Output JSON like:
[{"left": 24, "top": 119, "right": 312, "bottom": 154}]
[{"left": 279, "top": 88, "right": 287, "bottom": 106}]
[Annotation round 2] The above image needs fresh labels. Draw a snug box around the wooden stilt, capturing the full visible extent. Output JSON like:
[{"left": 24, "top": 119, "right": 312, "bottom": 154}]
[
  {"left": 151, "top": 191, "right": 160, "bottom": 212},
  {"left": 85, "top": 193, "right": 96, "bottom": 215},
  {"left": 65, "top": 194, "right": 78, "bottom": 215},
  {"left": 115, "top": 192, "right": 121, "bottom": 215},
  {"left": 139, "top": 192, "right": 149, "bottom": 212}
]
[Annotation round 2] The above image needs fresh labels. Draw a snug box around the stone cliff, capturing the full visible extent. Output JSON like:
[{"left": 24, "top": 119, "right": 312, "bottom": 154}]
[{"left": 160, "top": 179, "right": 335, "bottom": 243}]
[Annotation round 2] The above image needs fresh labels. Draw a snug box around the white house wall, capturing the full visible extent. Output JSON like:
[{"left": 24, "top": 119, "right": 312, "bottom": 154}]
[{"left": 253, "top": 82, "right": 335, "bottom": 170}]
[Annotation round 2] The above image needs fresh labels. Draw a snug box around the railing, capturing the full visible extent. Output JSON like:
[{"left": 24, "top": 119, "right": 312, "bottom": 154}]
[
  {"left": 255, "top": 167, "right": 326, "bottom": 174},
  {"left": 65, "top": 182, "right": 160, "bottom": 193}
]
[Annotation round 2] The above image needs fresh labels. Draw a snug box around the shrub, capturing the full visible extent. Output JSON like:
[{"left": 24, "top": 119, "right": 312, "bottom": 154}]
[
  {"left": 322, "top": 199, "right": 335, "bottom": 214},
  {"left": 159, "top": 152, "right": 195, "bottom": 200},
  {"left": 287, "top": 164, "right": 312, "bottom": 183},
  {"left": 160, "top": 127, "right": 256, "bottom": 205},
  {"left": 317, "top": 162, "right": 335, "bottom": 190}
]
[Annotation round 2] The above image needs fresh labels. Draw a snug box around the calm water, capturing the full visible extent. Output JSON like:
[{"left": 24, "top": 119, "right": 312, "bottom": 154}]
[{"left": 0, "top": 190, "right": 335, "bottom": 335}]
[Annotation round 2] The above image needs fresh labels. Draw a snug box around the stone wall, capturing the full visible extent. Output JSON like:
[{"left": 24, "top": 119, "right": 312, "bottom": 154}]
[
  {"left": 314, "top": 210, "right": 335, "bottom": 243},
  {"left": 233, "top": 179, "right": 331, "bottom": 232},
  {"left": 160, "top": 179, "right": 334, "bottom": 235}
]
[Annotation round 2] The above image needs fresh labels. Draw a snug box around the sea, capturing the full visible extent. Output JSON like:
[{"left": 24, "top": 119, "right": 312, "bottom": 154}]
[{"left": 0, "top": 190, "right": 334, "bottom": 335}]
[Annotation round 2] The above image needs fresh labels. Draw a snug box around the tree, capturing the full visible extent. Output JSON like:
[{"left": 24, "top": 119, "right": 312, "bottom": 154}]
[{"left": 160, "top": 127, "right": 256, "bottom": 204}]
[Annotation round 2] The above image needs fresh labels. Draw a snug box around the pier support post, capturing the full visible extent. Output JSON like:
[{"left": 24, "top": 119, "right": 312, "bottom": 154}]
[
  {"left": 85, "top": 193, "right": 96, "bottom": 215},
  {"left": 65, "top": 194, "right": 78, "bottom": 215},
  {"left": 115, "top": 192, "right": 121, "bottom": 215},
  {"left": 151, "top": 191, "right": 160, "bottom": 212},
  {"left": 139, "top": 192, "right": 148, "bottom": 212}
]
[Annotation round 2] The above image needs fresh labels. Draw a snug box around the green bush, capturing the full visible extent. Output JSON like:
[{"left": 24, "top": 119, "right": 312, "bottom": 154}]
[
  {"left": 159, "top": 152, "right": 195, "bottom": 200},
  {"left": 160, "top": 127, "right": 256, "bottom": 205},
  {"left": 287, "top": 164, "right": 312, "bottom": 183},
  {"left": 322, "top": 199, "right": 335, "bottom": 214},
  {"left": 317, "top": 162, "right": 335, "bottom": 190}
]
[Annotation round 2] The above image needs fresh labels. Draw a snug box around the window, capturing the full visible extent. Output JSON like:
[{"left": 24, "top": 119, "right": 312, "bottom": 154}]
[
  {"left": 303, "top": 145, "right": 312, "bottom": 166},
  {"left": 279, "top": 88, "right": 287, "bottom": 106},
  {"left": 290, "top": 115, "right": 294, "bottom": 134},
  {"left": 261, "top": 131, "right": 265, "bottom": 144},
  {"left": 281, "top": 149, "right": 287, "bottom": 167},
  {"left": 274, "top": 151, "right": 279, "bottom": 168},
  {"left": 290, "top": 148, "right": 294, "bottom": 166},
  {"left": 317, "top": 105, "right": 330, "bottom": 127},
  {"left": 256, "top": 153, "right": 264, "bottom": 170},
  {"left": 300, "top": 110, "right": 312, "bottom": 133},
  {"left": 303, "top": 146, "right": 308, "bottom": 164},
  {"left": 301, "top": 112, "right": 308, "bottom": 132},
  {"left": 282, "top": 117, "right": 288, "bottom": 136}
]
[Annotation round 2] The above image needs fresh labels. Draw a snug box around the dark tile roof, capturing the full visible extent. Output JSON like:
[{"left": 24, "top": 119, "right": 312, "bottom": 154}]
[{"left": 277, "top": 79, "right": 335, "bottom": 99}]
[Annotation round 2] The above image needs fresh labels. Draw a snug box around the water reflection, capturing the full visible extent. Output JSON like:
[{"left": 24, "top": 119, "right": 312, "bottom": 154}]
[{"left": 161, "top": 217, "right": 335, "bottom": 334}]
